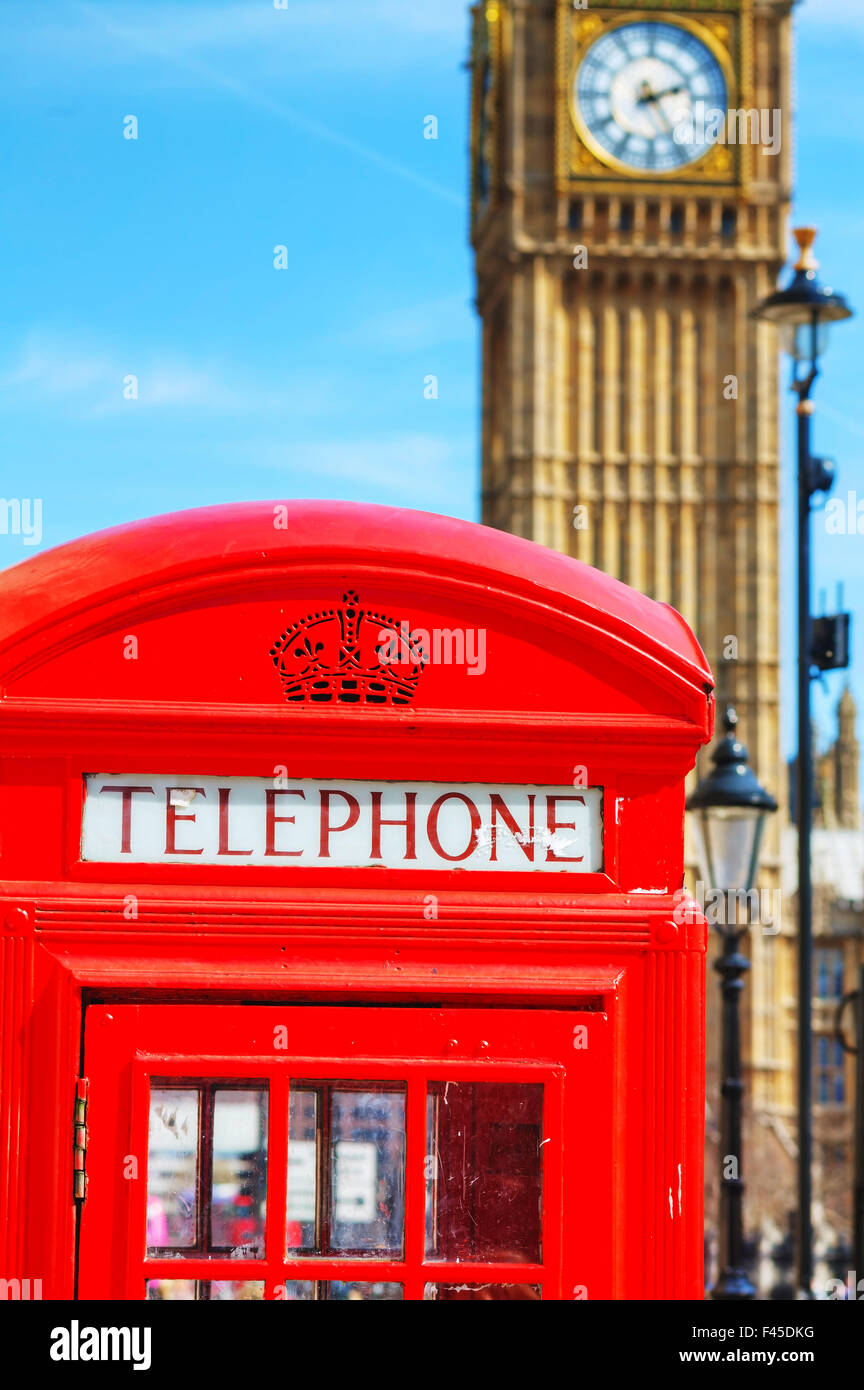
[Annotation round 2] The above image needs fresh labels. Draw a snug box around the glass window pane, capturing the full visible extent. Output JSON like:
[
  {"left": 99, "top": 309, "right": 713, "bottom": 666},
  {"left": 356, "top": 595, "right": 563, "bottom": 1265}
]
[
  {"left": 424, "top": 1283, "right": 541, "bottom": 1301},
  {"left": 146, "top": 1280, "right": 266, "bottom": 1301},
  {"left": 287, "top": 1089, "right": 318, "bottom": 1252},
  {"left": 148, "top": 1089, "right": 199, "bottom": 1250},
  {"left": 330, "top": 1089, "right": 405, "bottom": 1254},
  {"left": 816, "top": 948, "right": 844, "bottom": 1000},
  {"left": 280, "top": 1281, "right": 317, "bottom": 1301},
  {"left": 211, "top": 1089, "right": 268, "bottom": 1256},
  {"left": 425, "top": 1081, "right": 543, "bottom": 1262},
  {"left": 210, "top": 1280, "right": 265, "bottom": 1301},
  {"left": 146, "top": 1279, "right": 197, "bottom": 1300},
  {"left": 328, "top": 1282, "right": 403, "bottom": 1301}
]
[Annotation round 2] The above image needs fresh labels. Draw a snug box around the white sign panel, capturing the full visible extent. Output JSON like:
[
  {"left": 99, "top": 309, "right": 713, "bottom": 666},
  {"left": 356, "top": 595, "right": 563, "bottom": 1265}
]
[
  {"left": 81, "top": 775, "right": 603, "bottom": 873},
  {"left": 333, "top": 1142, "right": 377, "bottom": 1224},
  {"left": 287, "top": 1141, "right": 317, "bottom": 1225}
]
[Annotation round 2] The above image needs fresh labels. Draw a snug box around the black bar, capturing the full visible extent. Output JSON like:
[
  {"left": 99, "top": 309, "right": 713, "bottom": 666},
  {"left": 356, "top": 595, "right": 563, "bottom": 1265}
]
[
  {"left": 855, "top": 966, "right": 864, "bottom": 1285},
  {"left": 796, "top": 391, "right": 814, "bottom": 1299},
  {"left": 711, "top": 924, "right": 755, "bottom": 1299}
]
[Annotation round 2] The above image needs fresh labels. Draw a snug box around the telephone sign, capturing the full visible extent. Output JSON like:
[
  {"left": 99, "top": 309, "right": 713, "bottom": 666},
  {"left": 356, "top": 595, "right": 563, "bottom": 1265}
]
[{"left": 81, "top": 774, "right": 604, "bottom": 872}]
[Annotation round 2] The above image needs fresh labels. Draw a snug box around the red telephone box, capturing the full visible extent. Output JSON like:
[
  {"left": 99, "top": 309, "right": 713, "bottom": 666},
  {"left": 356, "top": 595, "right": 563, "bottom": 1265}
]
[{"left": 0, "top": 501, "right": 712, "bottom": 1300}]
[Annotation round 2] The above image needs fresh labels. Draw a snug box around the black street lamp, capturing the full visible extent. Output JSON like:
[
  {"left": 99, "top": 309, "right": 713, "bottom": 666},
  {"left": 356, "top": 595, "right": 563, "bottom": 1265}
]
[
  {"left": 754, "top": 227, "right": 854, "bottom": 1299},
  {"left": 688, "top": 707, "right": 777, "bottom": 1300}
]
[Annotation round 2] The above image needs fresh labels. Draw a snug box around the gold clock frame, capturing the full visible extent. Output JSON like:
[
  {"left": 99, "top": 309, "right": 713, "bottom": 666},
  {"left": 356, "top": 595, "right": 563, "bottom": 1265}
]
[
  {"left": 571, "top": 13, "right": 736, "bottom": 178},
  {"left": 556, "top": 1, "right": 754, "bottom": 195}
]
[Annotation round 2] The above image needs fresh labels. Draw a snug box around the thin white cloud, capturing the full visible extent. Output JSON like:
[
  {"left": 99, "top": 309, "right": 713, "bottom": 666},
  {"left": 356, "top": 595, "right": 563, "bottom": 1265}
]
[
  {"left": 232, "top": 432, "right": 470, "bottom": 504},
  {"left": 816, "top": 399, "right": 864, "bottom": 441},
  {"left": 338, "top": 294, "right": 475, "bottom": 351},
  {"left": 2, "top": 339, "right": 111, "bottom": 394},
  {"left": 65, "top": 1, "right": 464, "bottom": 207},
  {"left": 66, "top": 1, "right": 467, "bottom": 51},
  {"left": 0, "top": 335, "right": 228, "bottom": 412},
  {"left": 5, "top": 0, "right": 466, "bottom": 66},
  {"left": 0, "top": 333, "right": 334, "bottom": 418}
]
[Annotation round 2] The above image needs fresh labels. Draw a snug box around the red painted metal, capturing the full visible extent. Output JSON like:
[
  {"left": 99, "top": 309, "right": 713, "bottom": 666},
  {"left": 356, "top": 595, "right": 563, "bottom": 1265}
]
[
  {"left": 80, "top": 1005, "right": 596, "bottom": 1301},
  {"left": 0, "top": 500, "right": 713, "bottom": 1300}
]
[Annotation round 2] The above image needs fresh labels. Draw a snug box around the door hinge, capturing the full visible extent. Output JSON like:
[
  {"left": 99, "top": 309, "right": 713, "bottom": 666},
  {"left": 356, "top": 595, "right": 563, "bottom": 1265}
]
[{"left": 73, "top": 1077, "right": 89, "bottom": 1202}]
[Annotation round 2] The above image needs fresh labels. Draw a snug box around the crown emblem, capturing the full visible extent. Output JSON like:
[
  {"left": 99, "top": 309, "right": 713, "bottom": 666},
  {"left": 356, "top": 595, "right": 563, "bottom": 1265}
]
[{"left": 270, "top": 590, "right": 425, "bottom": 706}]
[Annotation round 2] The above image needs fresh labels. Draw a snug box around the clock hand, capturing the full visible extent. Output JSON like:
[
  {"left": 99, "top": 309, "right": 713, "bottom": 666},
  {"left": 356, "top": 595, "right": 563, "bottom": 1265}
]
[{"left": 637, "top": 84, "right": 685, "bottom": 105}]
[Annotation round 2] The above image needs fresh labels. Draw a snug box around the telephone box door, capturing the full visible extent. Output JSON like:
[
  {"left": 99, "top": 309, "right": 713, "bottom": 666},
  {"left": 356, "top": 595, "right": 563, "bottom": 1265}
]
[{"left": 78, "top": 1004, "right": 613, "bottom": 1301}]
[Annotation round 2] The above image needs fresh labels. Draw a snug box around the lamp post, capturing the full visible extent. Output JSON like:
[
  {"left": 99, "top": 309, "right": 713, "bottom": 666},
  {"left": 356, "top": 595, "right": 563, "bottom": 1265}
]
[
  {"left": 754, "top": 227, "right": 854, "bottom": 1299},
  {"left": 688, "top": 706, "right": 777, "bottom": 1300}
]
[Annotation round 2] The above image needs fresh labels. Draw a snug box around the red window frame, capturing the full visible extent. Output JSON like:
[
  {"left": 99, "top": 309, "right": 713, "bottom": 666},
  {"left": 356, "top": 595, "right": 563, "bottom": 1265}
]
[{"left": 79, "top": 1003, "right": 613, "bottom": 1301}]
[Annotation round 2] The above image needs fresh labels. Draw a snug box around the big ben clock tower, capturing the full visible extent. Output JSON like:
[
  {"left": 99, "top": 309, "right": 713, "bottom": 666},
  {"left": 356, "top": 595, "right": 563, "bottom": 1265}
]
[{"left": 471, "top": 0, "right": 795, "bottom": 1115}]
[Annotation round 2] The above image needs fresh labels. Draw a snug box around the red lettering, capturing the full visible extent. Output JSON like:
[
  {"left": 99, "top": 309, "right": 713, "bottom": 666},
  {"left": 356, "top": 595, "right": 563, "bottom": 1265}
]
[
  {"left": 319, "top": 790, "right": 360, "bottom": 857},
  {"left": 370, "top": 791, "right": 417, "bottom": 860},
  {"left": 489, "top": 792, "right": 535, "bottom": 862},
  {"left": 545, "top": 794, "right": 585, "bottom": 863},
  {"left": 217, "top": 787, "right": 252, "bottom": 856},
  {"left": 426, "top": 792, "right": 481, "bottom": 862},
  {"left": 165, "top": 788, "right": 207, "bottom": 855},
  {"left": 265, "top": 788, "right": 305, "bottom": 856},
  {"left": 97, "top": 785, "right": 155, "bottom": 854}
]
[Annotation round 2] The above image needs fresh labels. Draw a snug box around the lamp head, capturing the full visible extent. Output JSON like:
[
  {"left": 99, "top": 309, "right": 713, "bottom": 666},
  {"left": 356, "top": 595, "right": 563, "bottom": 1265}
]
[
  {"left": 752, "top": 227, "right": 853, "bottom": 362},
  {"left": 687, "top": 706, "right": 777, "bottom": 897}
]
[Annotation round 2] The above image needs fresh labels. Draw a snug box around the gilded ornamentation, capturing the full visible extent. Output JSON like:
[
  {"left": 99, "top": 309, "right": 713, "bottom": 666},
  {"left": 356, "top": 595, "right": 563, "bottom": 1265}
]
[{"left": 556, "top": 2, "right": 742, "bottom": 190}]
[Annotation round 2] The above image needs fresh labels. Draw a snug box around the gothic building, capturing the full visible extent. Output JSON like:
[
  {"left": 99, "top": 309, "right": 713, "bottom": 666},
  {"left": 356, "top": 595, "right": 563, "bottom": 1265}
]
[
  {"left": 777, "top": 689, "right": 864, "bottom": 1272},
  {"left": 815, "top": 687, "right": 861, "bottom": 832},
  {"left": 469, "top": 0, "right": 862, "bottom": 1277}
]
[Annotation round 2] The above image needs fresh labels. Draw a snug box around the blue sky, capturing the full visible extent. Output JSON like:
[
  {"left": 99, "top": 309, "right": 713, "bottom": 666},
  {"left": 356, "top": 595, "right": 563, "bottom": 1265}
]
[{"left": 0, "top": 0, "right": 862, "bottom": 767}]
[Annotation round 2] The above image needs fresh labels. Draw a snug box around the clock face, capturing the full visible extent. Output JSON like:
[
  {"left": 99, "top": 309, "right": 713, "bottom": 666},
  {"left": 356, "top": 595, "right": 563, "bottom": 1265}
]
[{"left": 574, "top": 20, "right": 728, "bottom": 173}]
